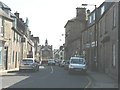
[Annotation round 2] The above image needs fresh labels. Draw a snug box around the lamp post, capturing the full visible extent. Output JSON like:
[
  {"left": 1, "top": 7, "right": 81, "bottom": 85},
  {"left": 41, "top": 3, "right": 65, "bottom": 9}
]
[{"left": 82, "top": 4, "right": 98, "bottom": 71}]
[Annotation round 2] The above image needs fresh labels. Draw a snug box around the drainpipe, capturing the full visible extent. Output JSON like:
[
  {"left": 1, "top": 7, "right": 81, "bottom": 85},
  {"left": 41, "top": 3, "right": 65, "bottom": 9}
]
[{"left": 118, "top": 1, "right": 120, "bottom": 87}]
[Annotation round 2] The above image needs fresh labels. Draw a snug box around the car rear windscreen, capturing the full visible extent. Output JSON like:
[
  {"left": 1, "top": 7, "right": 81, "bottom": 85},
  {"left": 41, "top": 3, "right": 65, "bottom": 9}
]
[
  {"left": 22, "top": 59, "right": 33, "bottom": 64},
  {"left": 71, "top": 59, "right": 85, "bottom": 64}
]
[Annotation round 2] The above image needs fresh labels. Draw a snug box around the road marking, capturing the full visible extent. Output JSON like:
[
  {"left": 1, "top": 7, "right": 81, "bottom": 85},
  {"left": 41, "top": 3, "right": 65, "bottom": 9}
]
[
  {"left": 84, "top": 76, "right": 92, "bottom": 89},
  {"left": 39, "top": 66, "right": 45, "bottom": 69},
  {"left": 50, "top": 66, "right": 54, "bottom": 74}
]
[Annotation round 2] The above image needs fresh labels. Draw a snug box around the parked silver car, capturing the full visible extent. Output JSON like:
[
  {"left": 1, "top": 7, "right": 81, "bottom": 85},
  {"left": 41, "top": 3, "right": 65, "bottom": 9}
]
[
  {"left": 47, "top": 59, "right": 55, "bottom": 65},
  {"left": 19, "top": 58, "right": 39, "bottom": 72}
]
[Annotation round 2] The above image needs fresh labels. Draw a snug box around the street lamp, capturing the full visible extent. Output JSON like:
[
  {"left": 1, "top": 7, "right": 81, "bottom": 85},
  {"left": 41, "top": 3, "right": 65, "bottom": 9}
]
[
  {"left": 82, "top": 4, "right": 96, "bottom": 7},
  {"left": 82, "top": 4, "right": 98, "bottom": 71}
]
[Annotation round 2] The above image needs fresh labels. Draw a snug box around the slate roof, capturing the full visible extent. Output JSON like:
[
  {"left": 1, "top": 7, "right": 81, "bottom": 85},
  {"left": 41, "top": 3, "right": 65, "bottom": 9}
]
[
  {"left": 0, "top": 1, "right": 12, "bottom": 20},
  {"left": 0, "top": 1, "right": 11, "bottom": 11}
]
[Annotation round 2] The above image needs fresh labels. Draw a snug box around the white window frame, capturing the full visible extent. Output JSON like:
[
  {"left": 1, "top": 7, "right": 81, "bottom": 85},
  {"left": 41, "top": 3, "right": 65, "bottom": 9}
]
[
  {"left": 89, "top": 16, "right": 92, "bottom": 23},
  {"left": 101, "top": 6, "right": 105, "bottom": 15}
]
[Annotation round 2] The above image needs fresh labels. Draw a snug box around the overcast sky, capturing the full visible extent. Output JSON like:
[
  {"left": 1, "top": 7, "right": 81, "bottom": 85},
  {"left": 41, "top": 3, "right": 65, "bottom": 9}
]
[{"left": 1, "top": 0, "right": 105, "bottom": 49}]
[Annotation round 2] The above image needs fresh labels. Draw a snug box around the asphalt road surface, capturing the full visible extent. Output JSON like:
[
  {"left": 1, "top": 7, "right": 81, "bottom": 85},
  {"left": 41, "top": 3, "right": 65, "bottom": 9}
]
[{"left": 1, "top": 65, "right": 89, "bottom": 88}]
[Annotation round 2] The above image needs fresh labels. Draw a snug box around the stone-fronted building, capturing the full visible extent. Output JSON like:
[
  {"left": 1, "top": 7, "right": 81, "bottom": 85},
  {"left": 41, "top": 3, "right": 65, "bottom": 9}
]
[
  {"left": 58, "top": 46, "right": 64, "bottom": 61},
  {"left": 97, "top": 2, "right": 118, "bottom": 80},
  {"left": 53, "top": 49, "right": 59, "bottom": 61},
  {"left": 64, "top": 7, "right": 86, "bottom": 60},
  {"left": 0, "top": 2, "right": 13, "bottom": 70},
  {"left": 53, "top": 45, "right": 64, "bottom": 62},
  {"left": 82, "top": 2, "right": 118, "bottom": 80},
  {"left": 31, "top": 36, "right": 40, "bottom": 62},
  {"left": 0, "top": 1, "right": 40, "bottom": 71},
  {"left": 41, "top": 39, "right": 53, "bottom": 63}
]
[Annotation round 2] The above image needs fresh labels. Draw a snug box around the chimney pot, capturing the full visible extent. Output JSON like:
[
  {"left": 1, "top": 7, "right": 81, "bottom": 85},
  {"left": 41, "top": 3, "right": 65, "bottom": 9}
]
[
  {"left": 87, "top": 9, "right": 90, "bottom": 14},
  {"left": 76, "top": 7, "right": 86, "bottom": 20}
]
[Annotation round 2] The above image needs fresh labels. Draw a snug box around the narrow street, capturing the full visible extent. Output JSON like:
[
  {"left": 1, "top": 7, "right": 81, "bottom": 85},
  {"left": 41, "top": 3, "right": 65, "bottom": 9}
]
[
  {"left": 1, "top": 65, "right": 89, "bottom": 88},
  {"left": 0, "top": 1, "right": 119, "bottom": 90}
]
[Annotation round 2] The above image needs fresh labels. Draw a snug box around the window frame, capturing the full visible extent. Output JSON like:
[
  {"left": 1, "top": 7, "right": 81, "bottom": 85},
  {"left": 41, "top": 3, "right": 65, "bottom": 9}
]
[
  {"left": 113, "top": 5, "right": 117, "bottom": 28},
  {"left": 101, "top": 5, "right": 105, "bottom": 15}
]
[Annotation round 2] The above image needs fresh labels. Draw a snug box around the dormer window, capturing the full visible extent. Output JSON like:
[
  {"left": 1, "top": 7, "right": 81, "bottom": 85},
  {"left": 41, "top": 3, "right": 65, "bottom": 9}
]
[
  {"left": 89, "top": 16, "right": 92, "bottom": 23},
  {"left": 93, "top": 12, "right": 95, "bottom": 21},
  {"left": 1, "top": 2, "right": 11, "bottom": 11},
  {"left": 101, "top": 6, "right": 105, "bottom": 15},
  {"left": 1, "top": 3, "right": 11, "bottom": 16}
]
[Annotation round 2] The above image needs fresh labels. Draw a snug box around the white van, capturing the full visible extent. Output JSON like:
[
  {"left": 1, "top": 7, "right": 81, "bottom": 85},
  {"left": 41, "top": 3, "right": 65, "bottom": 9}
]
[{"left": 68, "top": 56, "right": 87, "bottom": 74}]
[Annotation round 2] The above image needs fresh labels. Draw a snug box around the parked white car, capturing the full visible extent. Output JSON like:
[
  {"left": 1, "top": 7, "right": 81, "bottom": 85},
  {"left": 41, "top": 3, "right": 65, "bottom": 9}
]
[
  {"left": 68, "top": 56, "right": 87, "bottom": 74},
  {"left": 19, "top": 58, "right": 39, "bottom": 72}
]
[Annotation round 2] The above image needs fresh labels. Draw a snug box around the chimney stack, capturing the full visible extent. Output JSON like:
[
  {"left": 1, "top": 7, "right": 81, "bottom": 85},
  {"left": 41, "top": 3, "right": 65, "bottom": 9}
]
[
  {"left": 76, "top": 7, "right": 86, "bottom": 21},
  {"left": 86, "top": 9, "right": 91, "bottom": 20},
  {"left": 14, "top": 12, "right": 19, "bottom": 18}
]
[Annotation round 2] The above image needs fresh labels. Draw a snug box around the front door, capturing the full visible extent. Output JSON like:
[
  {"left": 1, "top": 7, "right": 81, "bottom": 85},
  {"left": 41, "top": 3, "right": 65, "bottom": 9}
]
[{"left": 4, "top": 46, "right": 8, "bottom": 70}]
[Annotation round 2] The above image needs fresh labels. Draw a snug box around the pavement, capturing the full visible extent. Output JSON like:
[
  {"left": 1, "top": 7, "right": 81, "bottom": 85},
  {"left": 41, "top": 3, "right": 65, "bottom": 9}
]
[
  {"left": 0, "top": 68, "right": 119, "bottom": 89},
  {"left": 87, "top": 70, "right": 119, "bottom": 88},
  {"left": 0, "top": 68, "right": 19, "bottom": 76}
]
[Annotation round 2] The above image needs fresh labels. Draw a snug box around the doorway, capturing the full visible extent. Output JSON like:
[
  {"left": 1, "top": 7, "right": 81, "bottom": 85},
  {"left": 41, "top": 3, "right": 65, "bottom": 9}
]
[{"left": 4, "top": 46, "right": 8, "bottom": 70}]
